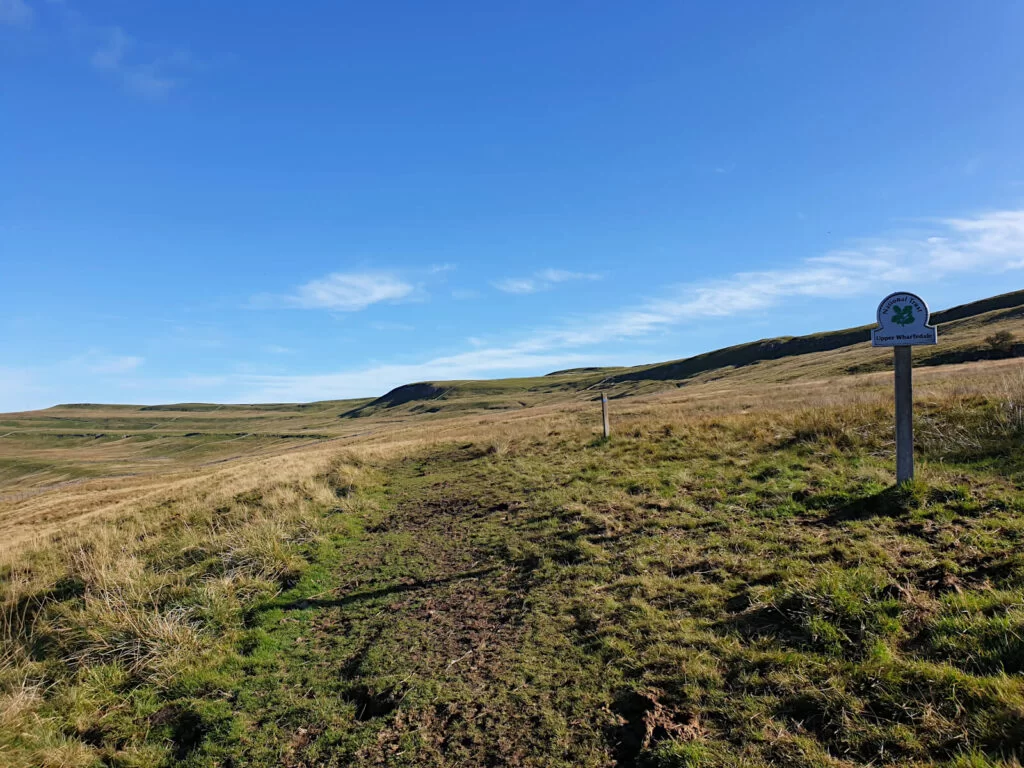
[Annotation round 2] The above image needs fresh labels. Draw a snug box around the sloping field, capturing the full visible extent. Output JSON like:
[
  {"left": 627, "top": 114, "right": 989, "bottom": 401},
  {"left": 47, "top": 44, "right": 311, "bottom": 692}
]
[
  {"left": 2, "top": 289, "right": 1020, "bottom": 503},
  {"left": 336, "top": 289, "right": 1024, "bottom": 418},
  {"left": 1, "top": 293, "right": 1023, "bottom": 766},
  {"left": 0, "top": 354, "right": 1023, "bottom": 766}
]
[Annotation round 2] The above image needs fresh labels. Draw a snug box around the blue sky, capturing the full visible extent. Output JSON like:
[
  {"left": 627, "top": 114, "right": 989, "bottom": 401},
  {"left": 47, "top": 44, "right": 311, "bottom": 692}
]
[{"left": 2, "top": 1, "right": 1024, "bottom": 411}]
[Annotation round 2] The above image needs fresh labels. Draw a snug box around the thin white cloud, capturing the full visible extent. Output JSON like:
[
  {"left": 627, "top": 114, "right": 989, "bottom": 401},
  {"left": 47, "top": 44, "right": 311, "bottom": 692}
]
[
  {"left": 537, "top": 268, "right": 599, "bottom": 283},
  {"left": 254, "top": 264, "right": 452, "bottom": 311},
  {"left": 0, "top": 352, "right": 145, "bottom": 411},
  {"left": 233, "top": 262, "right": 872, "bottom": 400},
  {"left": 282, "top": 271, "right": 414, "bottom": 311},
  {"left": 560, "top": 209, "right": 1024, "bottom": 343},
  {"left": 121, "top": 67, "right": 178, "bottom": 100},
  {"left": 494, "top": 268, "right": 600, "bottom": 294},
  {"left": 370, "top": 321, "right": 415, "bottom": 332},
  {"left": 0, "top": 0, "right": 32, "bottom": 25},
  {"left": 494, "top": 277, "right": 539, "bottom": 294},
  {"left": 90, "top": 26, "right": 180, "bottom": 99},
  {"left": 4, "top": 4, "right": 207, "bottom": 99},
  {"left": 4, "top": 208, "right": 1024, "bottom": 411},
  {"left": 235, "top": 208, "right": 1024, "bottom": 401},
  {"left": 91, "top": 25, "right": 129, "bottom": 70},
  {"left": 84, "top": 354, "right": 144, "bottom": 374},
  {"left": 940, "top": 210, "right": 1024, "bottom": 268},
  {"left": 234, "top": 348, "right": 593, "bottom": 403},
  {"left": 0, "top": 367, "right": 38, "bottom": 413}
]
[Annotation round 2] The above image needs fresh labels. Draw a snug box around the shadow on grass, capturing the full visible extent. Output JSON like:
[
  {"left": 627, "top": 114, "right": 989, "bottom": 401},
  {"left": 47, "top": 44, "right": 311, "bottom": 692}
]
[
  {"left": 3, "top": 577, "right": 87, "bottom": 661},
  {"left": 276, "top": 566, "right": 500, "bottom": 612},
  {"left": 722, "top": 602, "right": 807, "bottom": 650},
  {"left": 148, "top": 704, "right": 212, "bottom": 762},
  {"left": 807, "top": 482, "right": 926, "bottom": 526}
]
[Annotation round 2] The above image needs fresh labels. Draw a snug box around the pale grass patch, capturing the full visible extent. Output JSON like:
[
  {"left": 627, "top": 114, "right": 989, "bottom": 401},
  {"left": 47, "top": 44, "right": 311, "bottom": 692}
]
[
  {"left": 0, "top": 567, "right": 40, "bottom": 666},
  {"left": 0, "top": 676, "right": 43, "bottom": 730},
  {"left": 0, "top": 439, "right": 342, "bottom": 553},
  {"left": 335, "top": 492, "right": 380, "bottom": 518},
  {"left": 23, "top": 733, "right": 98, "bottom": 768},
  {"left": 298, "top": 477, "right": 340, "bottom": 507},
  {"left": 218, "top": 516, "right": 308, "bottom": 583},
  {"left": 916, "top": 364, "right": 1024, "bottom": 457},
  {"left": 996, "top": 365, "right": 1024, "bottom": 431},
  {"left": 66, "top": 540, "right": 146, "bottom": 596},
  {"left": 46, "top": 592, "right": 204, "bottom": 678},
  {"left": 195, "top": 574, "right": 257, "bottom": 625},
  {"left": 324, "top": 460, "right": 364, "bottom": 497},
  {"left": 484, "top": 433, "right": 514, "bottom": 456}
]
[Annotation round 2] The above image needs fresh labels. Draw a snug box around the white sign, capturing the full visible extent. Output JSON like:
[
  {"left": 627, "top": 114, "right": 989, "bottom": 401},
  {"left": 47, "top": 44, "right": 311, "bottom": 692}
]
[{"left": 871, "top": 292, "right": 937, "bottom": 347}]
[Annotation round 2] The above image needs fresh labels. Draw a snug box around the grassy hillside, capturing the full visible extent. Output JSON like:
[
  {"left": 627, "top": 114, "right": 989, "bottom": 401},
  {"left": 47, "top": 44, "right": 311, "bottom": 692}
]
[
  {"left": 0, "top": 359, "right": 1022, "bottom": 765},
  {"left": 340, "top": 289, "right": 1024, "bottom": 418},
  {"left": 611, "top": 288, "right": 1024, "bottom": 385},
  {"left": 1, "top": 294, "right": 1023, "bottom": 766}
]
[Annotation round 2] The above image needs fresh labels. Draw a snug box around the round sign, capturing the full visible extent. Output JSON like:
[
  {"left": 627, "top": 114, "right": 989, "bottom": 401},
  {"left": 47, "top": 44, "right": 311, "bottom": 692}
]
[{"left": 871, "top": 292, "right": 937, "bottom": 347}]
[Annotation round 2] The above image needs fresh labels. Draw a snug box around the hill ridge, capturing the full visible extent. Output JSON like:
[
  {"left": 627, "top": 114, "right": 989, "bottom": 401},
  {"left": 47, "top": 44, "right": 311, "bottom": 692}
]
[
  {"left": 607, "top": 288, "right": 1024, "bottom": 384},
  {"left": 352, "top": 289, "right": 1024, "bottom": 414}
]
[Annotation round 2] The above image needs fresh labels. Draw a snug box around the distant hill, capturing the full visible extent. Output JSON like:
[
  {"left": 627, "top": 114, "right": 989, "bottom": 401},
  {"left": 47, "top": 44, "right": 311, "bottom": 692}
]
[
  {"left": 607, "top": 288, "right": 1024, "bottom": 385},
  {"left": 28, "top": 290, "right": 1024, "bottom": 421},
  {"left": 347, "top": 289, "right": 1024, "bottom": 418}
]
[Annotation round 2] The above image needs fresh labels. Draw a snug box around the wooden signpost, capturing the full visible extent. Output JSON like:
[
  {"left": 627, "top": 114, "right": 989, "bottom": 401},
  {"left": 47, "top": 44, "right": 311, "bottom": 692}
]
[
  {"left": 871, "top": 292, "right": 937, "bottom": 483},
  {"left": 601, "top": 393, "right": 610, "bottom": 439}
]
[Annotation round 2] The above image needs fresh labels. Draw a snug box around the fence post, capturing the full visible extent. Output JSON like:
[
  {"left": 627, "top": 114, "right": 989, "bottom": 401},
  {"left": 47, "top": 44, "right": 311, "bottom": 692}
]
[
  {"left": 601, "top": 393, "right": 610, "bottom": 439},
  {"left": 894, "top": 345, "right": 914, "bottom": 483}
]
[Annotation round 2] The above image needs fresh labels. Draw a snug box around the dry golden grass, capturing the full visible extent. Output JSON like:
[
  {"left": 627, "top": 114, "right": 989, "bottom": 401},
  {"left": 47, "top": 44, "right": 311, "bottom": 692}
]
[
  {"left": 0, "top": 355, "right": 1022, "bottom": 766},
  {"left": 3, "top": 356, "right": 1021, "bottom": 554}
]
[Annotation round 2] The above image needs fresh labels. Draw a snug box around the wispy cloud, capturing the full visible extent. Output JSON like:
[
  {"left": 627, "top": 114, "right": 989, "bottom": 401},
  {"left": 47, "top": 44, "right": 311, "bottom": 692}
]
[
  {"left": 82, "top": 354, "right": 145, "bottom": 374},
  {"left": 4, "top": 209, "right": 1024, "bottom": 411},
  {"left": 0, "top": 0, "right": 32, "bottom": 26},
  {"left": 4, "top": 2, "right": 210, "bottom": 99},
  {"left": 0, "top": 367, "right": 38, "bottom": 412},
  {"left": 233, "top": 208, "right": 1024, "bottom": 401},
  {"left": 493, "top": 278, "right": 538, "bottom": 295},
  {"left": 0, "top": 351, "right": 145, "bottom": 411},
  {"left": 538, "top": 268, "right": 599, "bottom": 283},
  {"left": 937, "top": 210, "right": 1024, "bottom": 269},
  {"left": 494, "top": 268, "right": 601, "bottom": 295},
  {"left": 90, "top": 25, "right": 128, "bottom": 71},
  {"left": 267, "top": 271, "right": 414, "bottom": 311},
  {"left": 253, "top": 264, "right": 457, "bottom": 311},
  {"left": 234, "top": 348, "right": 592, "bottom": 403},
  {"left": 237, "top": 262, "right": 873, "bottom": 399},
  {"left": 561, "top": 209, "right": 1024, "bottom": 343},
  {"left": 370, "top": 321, "right": 416, "bottom": 332},
  {"left": 90, "top": 25, "right": 180, "bottom": 99}
]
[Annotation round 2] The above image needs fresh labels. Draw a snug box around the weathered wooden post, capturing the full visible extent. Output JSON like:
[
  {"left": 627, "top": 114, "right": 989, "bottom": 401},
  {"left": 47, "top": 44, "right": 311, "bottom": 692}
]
[
  {"left": 871, "top": 292, "right": 937, "bottom": 484},
  {"left": 601, "top": 393, "right": 610, "bottom": 439},
  {"left": 893, "top": 346, "right": 914, "bottom": 482}
]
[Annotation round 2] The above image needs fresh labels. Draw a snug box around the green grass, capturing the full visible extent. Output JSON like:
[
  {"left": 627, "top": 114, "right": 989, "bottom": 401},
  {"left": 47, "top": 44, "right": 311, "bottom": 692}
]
[{"left": 2, "top": 382, "right": 1024, "bottom": 766}]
